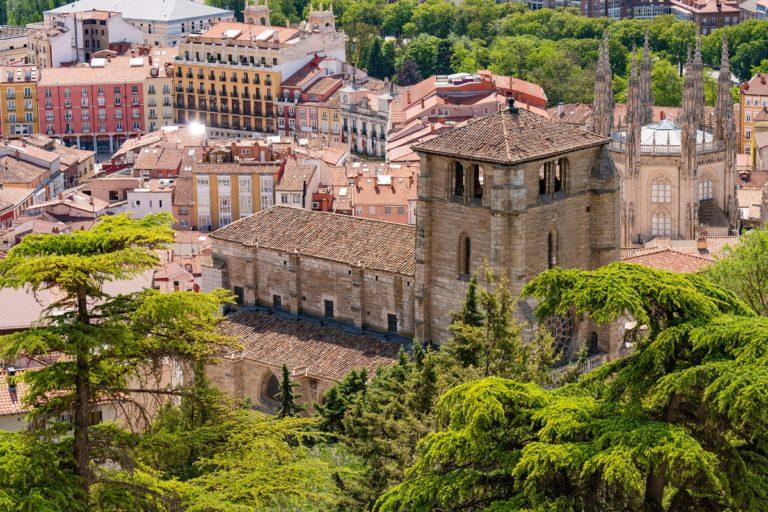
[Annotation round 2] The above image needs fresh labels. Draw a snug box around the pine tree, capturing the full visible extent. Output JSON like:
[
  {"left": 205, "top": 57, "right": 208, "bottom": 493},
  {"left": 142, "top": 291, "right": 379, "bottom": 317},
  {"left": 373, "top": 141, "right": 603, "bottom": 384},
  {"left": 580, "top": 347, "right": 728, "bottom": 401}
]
[
  {"left": 277, "top": 364, "right": 303, "bottom": 418},
  {"left": 377, "top": 263, "right": 767, "bottom": 512},
  {"left": 0, "top": 214, "right": 237, "bottom": 503},
  {"left": 395, "top": 59, "right": 422, "bottom": 86}
]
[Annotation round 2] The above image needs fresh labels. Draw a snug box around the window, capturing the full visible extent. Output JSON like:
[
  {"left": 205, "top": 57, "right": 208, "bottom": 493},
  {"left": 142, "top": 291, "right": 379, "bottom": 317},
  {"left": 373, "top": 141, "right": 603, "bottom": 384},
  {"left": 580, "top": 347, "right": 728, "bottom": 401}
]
[
  {"left": 651, "top": 210, "right": 672, "bottom": 237},
  {"left": 472, "top": 164, "right": 483, "bottom": 199},
  {"left": 387, "top": 314, "right": 398, "bottom": 334},
  {"left": 324, "top": 299, "right": 334, "bottom": 319},
  {"left": 273, "top": 295, "right": 282, "bottom": 309},
  {"left": 281, "top": 193, "right": 288, "bottom": 204},
  {"left": 547, "top": 230, "right": 558, "bottom": 269},
  {"left": 453, "top": 161, "right": 464, "bottom": 197},
  {"left": 458, "top": 233, "right": 471, "bottom": 277},
  {"left": 651, "top": 178, "right": 671, "bottom": 203},
  {"left": 698, "top": 179, "right": 713, "bottom": 200},
  {"left": 233, "top": 286, "right": 244, "bottom": 305}
]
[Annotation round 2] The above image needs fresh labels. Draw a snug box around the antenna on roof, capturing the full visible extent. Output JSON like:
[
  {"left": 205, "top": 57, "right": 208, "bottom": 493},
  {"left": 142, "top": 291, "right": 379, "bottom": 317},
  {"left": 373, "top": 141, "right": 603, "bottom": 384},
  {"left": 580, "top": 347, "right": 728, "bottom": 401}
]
[{"left": 507, "top": 96, "right": 518, "bottom": 114}]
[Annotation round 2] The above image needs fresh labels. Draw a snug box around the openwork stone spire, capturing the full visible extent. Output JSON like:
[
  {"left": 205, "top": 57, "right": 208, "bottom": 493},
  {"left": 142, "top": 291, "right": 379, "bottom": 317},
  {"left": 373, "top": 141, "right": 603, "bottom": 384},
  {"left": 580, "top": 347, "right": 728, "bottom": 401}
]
[
  {"left": 639, "top": 28, "right": 654, "bottom": 126},
  {"left": 680, "top": 44, "right": 699, "bottom": 178},
  {"left": 625, "top": 47, "right": 641, "bottom": 176},
  {"left": 715, "top": 35, "right": 733, "bottom": 142},
  {"left": 590, "top": 32, "right": 613, "bottom": 137}
]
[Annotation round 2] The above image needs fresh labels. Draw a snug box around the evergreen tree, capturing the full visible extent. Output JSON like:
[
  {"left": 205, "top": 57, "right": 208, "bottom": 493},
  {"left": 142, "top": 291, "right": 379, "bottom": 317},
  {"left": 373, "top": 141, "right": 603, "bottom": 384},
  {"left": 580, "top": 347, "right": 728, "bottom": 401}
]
[
  {"left": 366, "top": 37, "right": 387, "bottom": 79},
  {"left": 376, "top": 263, "right": 766, "bottom": 512},
  {"left": 0, "top": 214, "right": 237, "bottom": 505},
  {"left": 395, "top": 59, "right": 422, "bottom": 86},
  {"left": 277, "top": 363, "right": 303, "bottom": 418},
  {"left": 315, "top": 368, "right": 367, "bottom": 433},
  {"left": 435, "top": 38, "right": 455, "bottom": 75},
  {"left": 706, "top": 227, "right": 768, "bottom": 316}
]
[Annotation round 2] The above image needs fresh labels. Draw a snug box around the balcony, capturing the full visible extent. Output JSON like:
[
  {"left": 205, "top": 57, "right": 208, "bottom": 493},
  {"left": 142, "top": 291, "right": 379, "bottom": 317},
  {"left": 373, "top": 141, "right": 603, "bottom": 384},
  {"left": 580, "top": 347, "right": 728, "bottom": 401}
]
[
  {"left": 176, "top": 85, "right": 183, "bottom": 92},
  {"left": 241, "top": 92, "right": 250, "bottom": 99}
]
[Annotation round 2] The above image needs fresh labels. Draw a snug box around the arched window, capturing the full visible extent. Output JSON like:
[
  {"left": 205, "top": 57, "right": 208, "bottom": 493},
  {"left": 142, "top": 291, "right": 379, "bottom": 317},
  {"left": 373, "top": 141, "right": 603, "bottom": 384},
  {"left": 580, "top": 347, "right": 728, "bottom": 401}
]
[
  {"left": 260, "top": 373, "right": 280, "bottom": 406},
  {"left": 458, "top": 233, "right": 471, "bottom": 277},
  {"left": 651, "top": 210, "right": 672, "bottom": 237},
  {"left": 554, "top": 158, "right": 568, "bottom": 193},
  {"left": 472, "top": 164, "right": 483, "bottom": 199},
  {"left": 698, "top": 179, "right": 713, "bottom": 200},
  {"left": 651, "top": 177, "right": 671, "bottom": 203},
  {"left": 547, "top": 230, "right": 558, "bottom": 269},
  {"left": 453, "top": 161, "right": 465, "bottom": 197}
]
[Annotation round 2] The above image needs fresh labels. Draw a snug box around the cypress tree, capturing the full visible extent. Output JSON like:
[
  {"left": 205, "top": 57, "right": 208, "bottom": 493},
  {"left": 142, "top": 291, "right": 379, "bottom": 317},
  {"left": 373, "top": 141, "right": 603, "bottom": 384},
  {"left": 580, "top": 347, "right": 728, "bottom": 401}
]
[{"left": 277, "top": 363, "right": 302, "bottom": 418}]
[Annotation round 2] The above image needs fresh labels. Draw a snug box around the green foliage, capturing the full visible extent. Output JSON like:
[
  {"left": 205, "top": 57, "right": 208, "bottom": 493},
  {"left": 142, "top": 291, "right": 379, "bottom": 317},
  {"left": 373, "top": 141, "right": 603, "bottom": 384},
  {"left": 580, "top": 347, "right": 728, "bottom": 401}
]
[
  {"left": 0, "top": 214, "right": 238, "bottom": 504},
  {"left": 377, "top": 263, "right": 768, "bottom": 511},
  {"left": 706, "top": 228, "right": 768, "bottom": 316},
  {"left": 7, "top": 0, "right": 69, "bottom": 25},
  {"left": 0, "top": 433, "right": 82, "bottom": 511},
  {"left": 277, "top": 363, "right": 303, "bottom": 418},
  {"left": 318, "top": 272, "right": 553, "bottom": 507},
  {"left": 652, "top": 57, "right": 684, "bottom": 107}
]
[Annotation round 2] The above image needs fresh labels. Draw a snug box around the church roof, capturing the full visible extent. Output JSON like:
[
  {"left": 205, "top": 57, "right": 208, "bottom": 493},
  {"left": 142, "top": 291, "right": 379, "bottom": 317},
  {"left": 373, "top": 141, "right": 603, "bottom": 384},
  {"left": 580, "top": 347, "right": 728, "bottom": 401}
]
[
  {"left": 413, "top": 106, "right": 609, "bottom": 165},
  {"left": 210, "top": 206, "right": 415, "bottom": 275},
  {"left": 48, "top": 0, "right": 232, "bottom": 21}
]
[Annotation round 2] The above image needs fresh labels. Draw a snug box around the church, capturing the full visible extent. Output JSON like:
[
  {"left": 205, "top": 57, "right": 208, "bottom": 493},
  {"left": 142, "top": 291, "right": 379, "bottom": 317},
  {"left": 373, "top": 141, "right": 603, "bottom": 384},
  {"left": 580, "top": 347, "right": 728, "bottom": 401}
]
[
  {"left": 592, "top": 33, "right": 738, "bottom": 245},
  {"left": 202, "top": 94, "right": 623, "bottom": 411}
]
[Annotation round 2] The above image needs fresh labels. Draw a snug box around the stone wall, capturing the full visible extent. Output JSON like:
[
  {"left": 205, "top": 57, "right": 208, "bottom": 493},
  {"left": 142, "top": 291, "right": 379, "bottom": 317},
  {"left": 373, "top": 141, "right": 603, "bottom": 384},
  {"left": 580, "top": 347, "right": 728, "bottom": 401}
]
[{"left": 205, "top": 239, "right": 415, "bottom": 336}]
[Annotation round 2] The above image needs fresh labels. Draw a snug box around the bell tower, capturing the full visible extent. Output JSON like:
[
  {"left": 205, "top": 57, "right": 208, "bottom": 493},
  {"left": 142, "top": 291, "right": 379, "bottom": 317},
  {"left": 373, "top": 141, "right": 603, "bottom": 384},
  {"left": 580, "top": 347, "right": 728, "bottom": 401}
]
[{"left": 308, "top": 3, "right": 336, "bottom": 33}]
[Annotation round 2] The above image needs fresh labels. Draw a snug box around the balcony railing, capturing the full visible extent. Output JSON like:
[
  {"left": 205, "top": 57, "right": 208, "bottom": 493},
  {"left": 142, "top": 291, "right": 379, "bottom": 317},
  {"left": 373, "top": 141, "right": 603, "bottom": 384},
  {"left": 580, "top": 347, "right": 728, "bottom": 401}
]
[
  {"left": 609, "top": 139, "right": 724, "bottom": 155},
  {"left": 550, "top": 353, "right": 608, "bottom": 386}
]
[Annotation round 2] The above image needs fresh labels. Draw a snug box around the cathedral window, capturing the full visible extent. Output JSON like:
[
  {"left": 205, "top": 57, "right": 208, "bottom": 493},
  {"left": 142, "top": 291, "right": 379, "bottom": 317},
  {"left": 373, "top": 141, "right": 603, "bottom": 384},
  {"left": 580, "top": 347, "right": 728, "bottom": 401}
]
[
  {"left": 453, "top": 161, "right": 465, "bottom": 197},
  {"left": 651, "top": 211, "right": 672, "bottom": 237},
  {"left": 458, "top": 233, "right": 471, "bottom": 278},
  {"left": 539, "top": 159, "right": 568, "bottom": 199},
  {"left": 471, "top": 164, "right": 483, "bottom": 200},
  {"left": 651, "top": 179, "right": 671, "bottom": 203},
  {"left": 698, "top": 179, "right": 713, "bottom": 200},
  {"left": 547, "top": 230, "right": 558, "bottom": 269}
]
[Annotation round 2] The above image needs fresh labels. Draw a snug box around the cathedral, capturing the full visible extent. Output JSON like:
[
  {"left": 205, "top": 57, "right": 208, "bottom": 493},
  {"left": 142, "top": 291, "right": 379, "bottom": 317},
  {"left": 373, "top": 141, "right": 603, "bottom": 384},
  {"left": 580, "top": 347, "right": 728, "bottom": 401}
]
[{"left": 592, "top": 33, "right": 738, "bottom": 245}]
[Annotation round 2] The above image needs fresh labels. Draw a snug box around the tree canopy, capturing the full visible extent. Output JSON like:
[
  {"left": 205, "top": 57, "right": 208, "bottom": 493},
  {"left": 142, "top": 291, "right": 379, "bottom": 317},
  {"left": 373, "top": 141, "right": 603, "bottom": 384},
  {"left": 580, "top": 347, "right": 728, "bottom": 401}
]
[{"left": 376, "top": 263, "right": 768, "bottom": 511}]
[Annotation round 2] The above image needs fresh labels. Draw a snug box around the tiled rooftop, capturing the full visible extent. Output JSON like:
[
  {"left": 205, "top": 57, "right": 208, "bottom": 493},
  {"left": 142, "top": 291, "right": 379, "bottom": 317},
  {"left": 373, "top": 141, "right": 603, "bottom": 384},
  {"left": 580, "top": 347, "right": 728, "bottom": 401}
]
[
  {"left": 210, "top": 206, "right": 416, "bottom": 275},
  {"left": 413, "top": 106, "right": 608, "bottom": 165},
  {"left": 218, "top": 309, "right": 400, "bottom": 382}
]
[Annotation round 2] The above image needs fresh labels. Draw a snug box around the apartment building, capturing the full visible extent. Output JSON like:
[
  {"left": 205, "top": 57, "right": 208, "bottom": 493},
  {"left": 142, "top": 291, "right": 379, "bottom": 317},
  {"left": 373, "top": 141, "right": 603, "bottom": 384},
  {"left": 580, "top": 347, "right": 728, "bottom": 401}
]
[
  {"left": 29, "top": 10, "right": 144, "bottom": 67},
  {"left": 740, "top": 73, "right": 768, "bottom": 155},
  {"left": 45, "top": 0, "right": 234, "bottom": 47},
  {"left": 192, "top": 161, "right": 279, "bottom": 231},
  {"left": 0, "top": 26, "right": 33, "bottom": 65},
  {"left": 341, "top": 80, "right": 394, "bottom": 159},
  {"left": 0, "top": 67, "right": 38, "bottom": 138},
  {"left": 143, "top": 47, "right": 178, "bottom": 133},
  {"left": 173, "top": 4, "right": 345, "bottom": 139},
  {"left": 38, "top": 55, "right": 156, "bottom": 154}
]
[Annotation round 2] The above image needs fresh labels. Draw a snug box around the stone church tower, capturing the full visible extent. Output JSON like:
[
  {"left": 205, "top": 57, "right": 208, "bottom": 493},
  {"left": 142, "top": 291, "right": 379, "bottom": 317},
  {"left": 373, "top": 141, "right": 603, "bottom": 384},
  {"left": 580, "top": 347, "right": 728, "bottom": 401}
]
[
  {"left": 413, "top": 99, "right": 620, "bottom": 357},
  {"left": 715, "top": 35, "right": 738, "bottom": 223}
]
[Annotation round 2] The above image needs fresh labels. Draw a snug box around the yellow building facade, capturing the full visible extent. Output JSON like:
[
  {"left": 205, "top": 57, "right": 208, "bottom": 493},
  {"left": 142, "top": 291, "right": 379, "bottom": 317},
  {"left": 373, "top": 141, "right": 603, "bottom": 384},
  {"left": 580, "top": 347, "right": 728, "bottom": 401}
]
[
  {"left": 0, "top": 66, "right": 38, "bottom": 138},
  {"left": 191, "top": 163, "right": 278, "bottom": 231},
  {"left": 173, "top": 6, "right": 345, "bottom": 139}
]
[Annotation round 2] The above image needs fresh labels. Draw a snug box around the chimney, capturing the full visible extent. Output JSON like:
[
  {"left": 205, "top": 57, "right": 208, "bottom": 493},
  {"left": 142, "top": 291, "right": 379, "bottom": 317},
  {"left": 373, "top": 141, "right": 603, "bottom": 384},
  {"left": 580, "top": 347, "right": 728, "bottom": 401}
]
[
  {"left": 697, "top": 234, "right": 708, "bottom": 254},
  {"left": 660, "top": 110, "right": 666, "bottom": 120},
  {"left": 557, "top": 101, "right": 564, "bottom": 117},
  {"left": 406, "top": 89, "right": 411, "bottom": 105}
]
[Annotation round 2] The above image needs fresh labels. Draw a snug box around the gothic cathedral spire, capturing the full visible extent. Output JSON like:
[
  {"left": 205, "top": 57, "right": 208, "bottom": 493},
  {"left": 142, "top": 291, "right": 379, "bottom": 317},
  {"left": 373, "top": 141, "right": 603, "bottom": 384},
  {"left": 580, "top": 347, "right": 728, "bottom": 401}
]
[
  {"left": 639, "top": 29, "right": 654, "bottom": 126},
  {"left": 715, "top": 34, "right": 733, "bottom": 142},
  {"left": 680, "top": 37, "right": 703, "bottom": 178},
  {"left": 625, "top": 47, "right": 641, "bottom": 177},
  {"left": 590, "top": 32, "right": 613, "bottom": 137}
]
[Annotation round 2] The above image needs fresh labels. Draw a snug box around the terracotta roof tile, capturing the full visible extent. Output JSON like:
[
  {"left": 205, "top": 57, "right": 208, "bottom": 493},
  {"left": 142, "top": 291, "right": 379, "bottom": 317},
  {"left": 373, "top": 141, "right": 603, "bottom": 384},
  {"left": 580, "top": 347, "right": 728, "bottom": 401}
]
[
  {"left": 218, "top": 309, "right": 400, "bottom": 382},
  {"left": 211, "top": 206, "right": 415, "bottom": 275},
  {"left": 0, "top": 370, "right": 29, "bottom": 416},
  {"left": 276, "top": 158, "right": 315, "bottom": 192},
  {"left": 621, "top": 248, "right": 714, "bottom": 273},
  {"left": 414, "top": 107, "right": 608, "bottom": 165}
]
